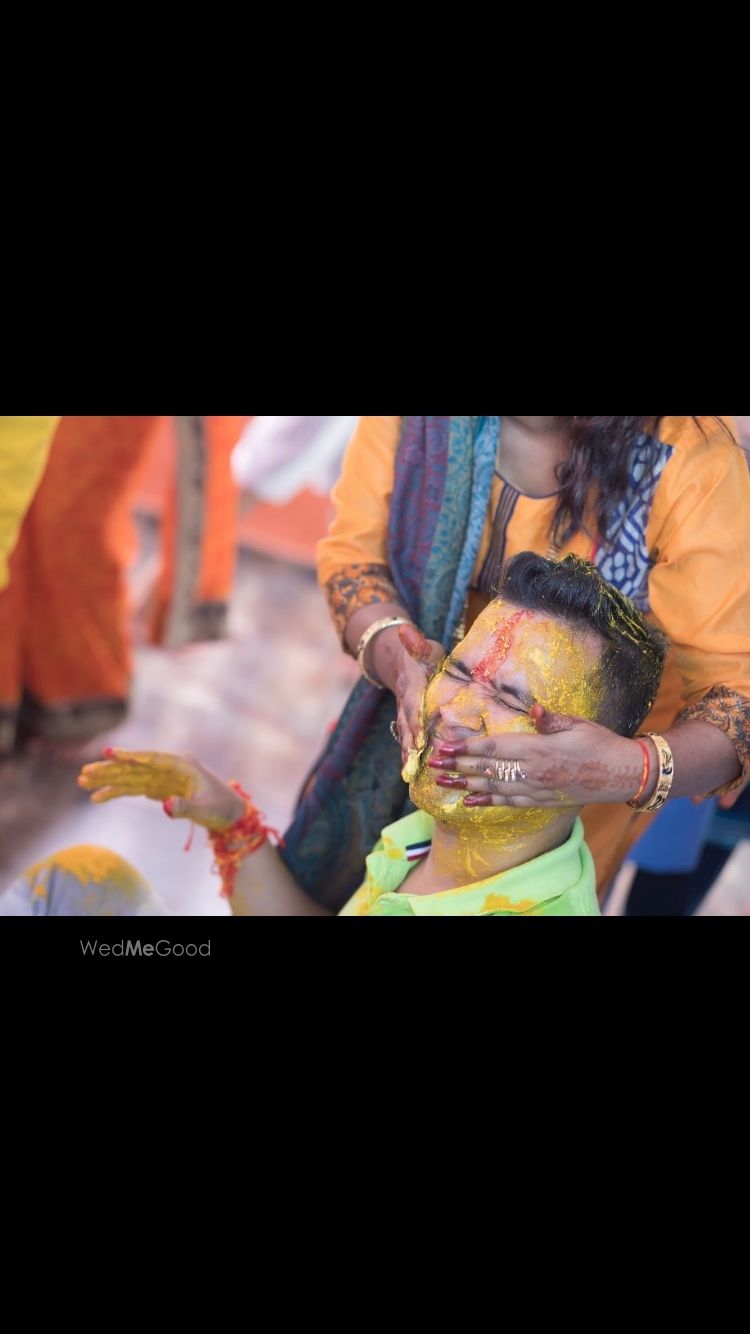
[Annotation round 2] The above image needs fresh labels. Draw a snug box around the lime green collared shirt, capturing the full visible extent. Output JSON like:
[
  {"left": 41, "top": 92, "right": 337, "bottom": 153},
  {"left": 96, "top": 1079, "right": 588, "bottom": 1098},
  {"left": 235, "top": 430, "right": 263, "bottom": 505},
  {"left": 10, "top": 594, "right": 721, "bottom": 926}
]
[{"left": 339, "top": 812, "right": 600, "bottom": 917}]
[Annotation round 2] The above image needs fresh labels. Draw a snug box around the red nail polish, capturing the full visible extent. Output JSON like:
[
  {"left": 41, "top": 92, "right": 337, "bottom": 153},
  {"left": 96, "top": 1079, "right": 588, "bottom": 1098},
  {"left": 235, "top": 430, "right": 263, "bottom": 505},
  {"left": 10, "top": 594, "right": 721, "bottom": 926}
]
[
  {"left": 103, "top": 747, "right": 116, "bottom": 758},
  {"left": 163, "top": 798, "right": 174, "bottom": 816},
  {"left": 436, "top": 776, "right": 467, "bottom": 789},
  {"left": 428, "top": 757, "right": 453, "bottom": 770},
  {"left": 438, "top": 744, "right": 461, "bottom": 756},
  {"left": 464, "top": 796, "right": 489, "bottom": 807}
]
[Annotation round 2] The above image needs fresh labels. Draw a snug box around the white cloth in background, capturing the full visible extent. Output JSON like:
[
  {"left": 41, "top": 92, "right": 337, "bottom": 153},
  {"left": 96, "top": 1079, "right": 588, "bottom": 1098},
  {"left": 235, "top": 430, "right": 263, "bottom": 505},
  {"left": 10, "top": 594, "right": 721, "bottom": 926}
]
[{"left": 231, "top": 416, "right": 359, "bottom": 504}]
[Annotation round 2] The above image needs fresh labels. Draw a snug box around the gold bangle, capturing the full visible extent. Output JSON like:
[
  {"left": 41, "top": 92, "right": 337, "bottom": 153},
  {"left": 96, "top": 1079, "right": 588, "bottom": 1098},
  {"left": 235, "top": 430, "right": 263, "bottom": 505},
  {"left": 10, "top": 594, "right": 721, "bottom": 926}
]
[
  {"left": 356, "top": 617, "right": 414, "bottom": 688},
  {"left": 628, "top": 733, "right": 674, "bottom": 813}
]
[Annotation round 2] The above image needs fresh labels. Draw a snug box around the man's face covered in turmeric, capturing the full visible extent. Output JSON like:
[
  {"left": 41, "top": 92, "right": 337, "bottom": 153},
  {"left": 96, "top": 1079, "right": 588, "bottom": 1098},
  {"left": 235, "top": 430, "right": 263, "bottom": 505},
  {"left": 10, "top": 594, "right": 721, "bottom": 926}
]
[{"left": 409, "top": 599, "right": 605, "bottom": 843}]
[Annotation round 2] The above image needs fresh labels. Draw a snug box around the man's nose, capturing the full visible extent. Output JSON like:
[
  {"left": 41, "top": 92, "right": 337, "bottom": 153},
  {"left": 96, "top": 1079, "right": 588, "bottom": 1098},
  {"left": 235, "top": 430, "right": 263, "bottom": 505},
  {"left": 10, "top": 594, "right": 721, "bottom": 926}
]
[{"left": 435, "top": 694, "right": 485, "bottom": 739}]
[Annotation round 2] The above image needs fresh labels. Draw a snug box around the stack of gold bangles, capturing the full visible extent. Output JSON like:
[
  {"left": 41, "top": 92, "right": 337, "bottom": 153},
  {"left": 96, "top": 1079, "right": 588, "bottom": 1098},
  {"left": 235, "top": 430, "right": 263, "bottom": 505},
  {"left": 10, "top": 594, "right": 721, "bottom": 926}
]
[{"left": 628, "top": 732, "right": 674, "bottom": 812}]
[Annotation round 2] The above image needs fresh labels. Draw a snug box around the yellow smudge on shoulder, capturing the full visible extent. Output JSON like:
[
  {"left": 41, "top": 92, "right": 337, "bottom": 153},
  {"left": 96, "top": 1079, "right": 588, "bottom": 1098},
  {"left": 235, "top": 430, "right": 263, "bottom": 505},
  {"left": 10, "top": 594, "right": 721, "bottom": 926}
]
[
  {"left": 380, "top": 836, "right": 403, "bottom": 861},
  {"left": 342, "top": 885, "right": 373, "bottom": 916},
  {"left": 481, "top": 893, "right": 537, "bottom": 914}
]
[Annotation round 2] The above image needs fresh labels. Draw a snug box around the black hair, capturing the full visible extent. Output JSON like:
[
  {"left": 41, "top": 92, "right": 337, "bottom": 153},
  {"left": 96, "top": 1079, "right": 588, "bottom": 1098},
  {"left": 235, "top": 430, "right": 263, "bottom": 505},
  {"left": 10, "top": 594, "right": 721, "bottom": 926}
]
[
  {"left": 497, "top": 551, "right": 669, "bottom": 736},
  {"left": 551, "top": 416, "right": 733, "bottom": 545}
]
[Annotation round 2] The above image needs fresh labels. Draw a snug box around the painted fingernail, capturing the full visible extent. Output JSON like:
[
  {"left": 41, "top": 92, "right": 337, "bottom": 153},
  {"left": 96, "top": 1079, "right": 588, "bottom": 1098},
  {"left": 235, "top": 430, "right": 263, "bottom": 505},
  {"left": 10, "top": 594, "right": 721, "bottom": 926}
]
[
  {"left": 436, "top": 776, "right": 467, "bottom": 789},
  {"left": 103, "top": 747, "right": 116, "bottom": 758},
  {"left": 163, "top": 798, "right": 174, "bottom": 816},
  {"left": 464, "top": 795, "right": 490, "bottom": 807},
  {"left": 437, "top": 744, "right": 461, "bottom": 757},
  {"left": 429, "top": 757, "right": 458, "bottom": 770}
]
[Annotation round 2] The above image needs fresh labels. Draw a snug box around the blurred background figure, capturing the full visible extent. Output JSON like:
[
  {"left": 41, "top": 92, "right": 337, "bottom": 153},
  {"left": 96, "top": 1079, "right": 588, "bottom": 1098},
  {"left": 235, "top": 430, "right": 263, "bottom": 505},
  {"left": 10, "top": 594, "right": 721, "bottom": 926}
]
[
  {"left": 137, "top": 416, "right": 357, "bottom": 647},
  {"left": 0, "top": 414, "right": 61, "bottom": 755},
  {"left": 0, "top": 415, "right": 60, "bottom": 597},
  {"left": 231, "top": 415, "right": 359, "bottom": 504},
  {"left": 0, "top": 416, "right": 156, "bottom": 755},
  {"left": 146, "top": 415, "right": 244, "bottom": 649},
  {"left": 0, "top": 414, "right": 246, "bottom": 755}
]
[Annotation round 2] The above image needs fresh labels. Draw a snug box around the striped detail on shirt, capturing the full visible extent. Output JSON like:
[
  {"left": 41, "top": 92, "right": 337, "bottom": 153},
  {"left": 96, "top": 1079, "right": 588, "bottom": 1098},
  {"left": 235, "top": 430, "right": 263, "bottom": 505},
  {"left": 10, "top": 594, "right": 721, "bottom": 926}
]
[{"left": 405, "top": 841, "right": 432, "bottom": 863}]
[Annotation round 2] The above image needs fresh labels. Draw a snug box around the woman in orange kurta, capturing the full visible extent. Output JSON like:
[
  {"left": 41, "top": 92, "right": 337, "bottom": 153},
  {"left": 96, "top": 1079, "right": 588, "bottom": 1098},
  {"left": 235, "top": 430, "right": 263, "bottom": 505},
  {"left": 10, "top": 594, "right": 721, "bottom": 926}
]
[{"left": 282, "top": 415, "right": 750, "bottom": 905}]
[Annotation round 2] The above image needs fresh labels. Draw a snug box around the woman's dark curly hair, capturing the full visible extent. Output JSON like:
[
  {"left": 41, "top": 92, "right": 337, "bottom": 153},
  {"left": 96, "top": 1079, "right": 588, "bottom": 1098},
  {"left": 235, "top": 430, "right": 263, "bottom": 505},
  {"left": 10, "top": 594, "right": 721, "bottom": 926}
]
[{"left": 551, "top": 416, "right": 732, "bottom": 545}]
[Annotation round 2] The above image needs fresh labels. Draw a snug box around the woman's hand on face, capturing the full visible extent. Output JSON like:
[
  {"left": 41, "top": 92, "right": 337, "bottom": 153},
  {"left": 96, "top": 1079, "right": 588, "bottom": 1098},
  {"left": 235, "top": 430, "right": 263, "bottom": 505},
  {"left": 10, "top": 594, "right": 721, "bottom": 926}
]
[
  {"left": 392, "top": 625, "right": 445, "bottom": 762},
  {"left": 78, "top": 748, "right": 245, "bottom": 830},
  {"left": 427, "top": 704, "right": 646, "bottom": 808}
]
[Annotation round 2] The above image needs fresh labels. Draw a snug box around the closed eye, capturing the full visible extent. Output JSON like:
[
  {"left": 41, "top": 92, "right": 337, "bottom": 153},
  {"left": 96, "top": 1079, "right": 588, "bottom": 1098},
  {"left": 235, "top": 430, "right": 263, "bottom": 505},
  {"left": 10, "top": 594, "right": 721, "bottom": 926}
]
[
  {"left": 498, "top": 684, "right": 534, "bottom": 713},
  {"left": 497, "top": 695, "right": 529, "bottom": 714},
  {"left": 446, "top": 657, "right": 532, "bottom": 712},
  {"left": 444, "top": 656, "right": 472, "bottom": 683}
]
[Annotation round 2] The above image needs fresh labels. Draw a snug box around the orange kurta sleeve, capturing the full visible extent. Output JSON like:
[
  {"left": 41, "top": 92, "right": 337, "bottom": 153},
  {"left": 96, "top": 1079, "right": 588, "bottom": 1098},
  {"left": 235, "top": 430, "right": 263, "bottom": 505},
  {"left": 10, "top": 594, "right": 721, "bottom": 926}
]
[
  {"left": 646, "top": 415, "right": 750, "bottom": 788},
  {"left": 316, "top": 415, "right": 402, "bottom": 643}
]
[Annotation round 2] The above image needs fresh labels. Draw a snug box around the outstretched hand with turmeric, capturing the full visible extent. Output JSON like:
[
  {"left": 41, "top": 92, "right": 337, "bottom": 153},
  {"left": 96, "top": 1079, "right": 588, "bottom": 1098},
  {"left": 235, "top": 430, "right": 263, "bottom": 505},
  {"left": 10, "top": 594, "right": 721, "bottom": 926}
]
[{"left": 78, "top": 748, "right": 244, "bottom": 831}]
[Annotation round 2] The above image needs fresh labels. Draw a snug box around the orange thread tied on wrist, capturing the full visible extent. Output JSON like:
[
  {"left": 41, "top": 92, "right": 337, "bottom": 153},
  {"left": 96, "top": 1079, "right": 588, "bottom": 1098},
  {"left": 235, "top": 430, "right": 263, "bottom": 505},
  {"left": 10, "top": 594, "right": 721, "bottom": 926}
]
[
  {"left": 208, "top": 782, "right": 284, "bottom": 899},
  {"left": 630, "top": 739, "right": 651, "bottom": 805}
]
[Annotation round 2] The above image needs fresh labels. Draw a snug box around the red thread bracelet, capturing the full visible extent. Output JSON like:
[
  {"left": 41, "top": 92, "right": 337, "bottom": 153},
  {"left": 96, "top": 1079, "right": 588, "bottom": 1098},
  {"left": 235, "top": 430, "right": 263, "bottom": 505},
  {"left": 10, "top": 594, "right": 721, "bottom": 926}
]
[{"left": 208, "top": 782, "right": 284, "bottom": 899}]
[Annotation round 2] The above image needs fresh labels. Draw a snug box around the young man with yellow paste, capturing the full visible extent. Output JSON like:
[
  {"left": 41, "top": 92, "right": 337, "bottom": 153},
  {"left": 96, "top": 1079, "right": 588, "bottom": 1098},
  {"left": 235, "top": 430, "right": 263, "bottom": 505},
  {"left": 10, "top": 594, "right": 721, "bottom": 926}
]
[{"left": 2, "top": 555, "right": 667, "bottom": 918}]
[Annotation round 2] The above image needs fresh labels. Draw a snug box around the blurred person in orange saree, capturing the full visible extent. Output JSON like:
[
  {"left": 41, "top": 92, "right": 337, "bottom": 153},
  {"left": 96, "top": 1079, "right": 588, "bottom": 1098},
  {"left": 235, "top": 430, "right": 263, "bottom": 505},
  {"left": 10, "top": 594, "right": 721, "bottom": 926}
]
[
  {"left": 0, "top": 416, "right": 157, "bottom": 755},
  {"left": 0, "top": 415, "right": 245, "bottom": 756},
  {"left": 0, "top": 416, "right": 60, "bottom": 592},
  {"left": 147, "top": 416, "right": 242, "bottom": 649}
]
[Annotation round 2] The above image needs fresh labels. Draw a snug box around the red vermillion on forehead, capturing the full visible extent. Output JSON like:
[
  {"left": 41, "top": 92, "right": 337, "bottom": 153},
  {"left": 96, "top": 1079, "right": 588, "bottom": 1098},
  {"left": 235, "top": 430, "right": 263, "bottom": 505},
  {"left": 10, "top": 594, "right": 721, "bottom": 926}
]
[{"left": 474, "top": 609, "right": 534, "bottom": 684}]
